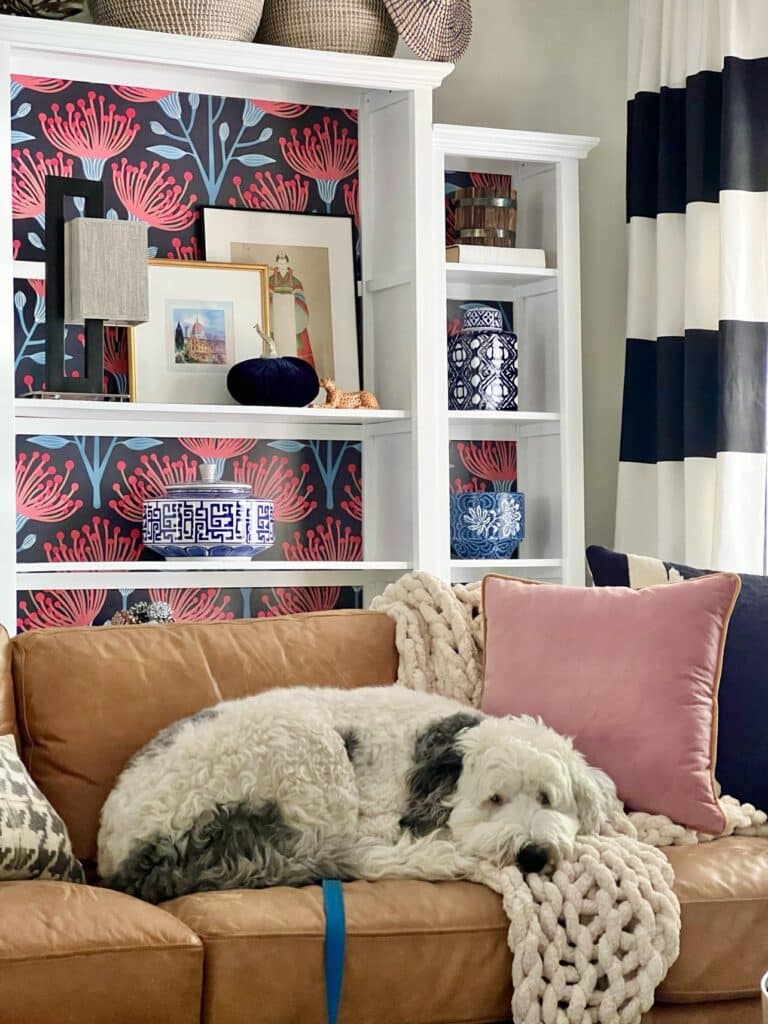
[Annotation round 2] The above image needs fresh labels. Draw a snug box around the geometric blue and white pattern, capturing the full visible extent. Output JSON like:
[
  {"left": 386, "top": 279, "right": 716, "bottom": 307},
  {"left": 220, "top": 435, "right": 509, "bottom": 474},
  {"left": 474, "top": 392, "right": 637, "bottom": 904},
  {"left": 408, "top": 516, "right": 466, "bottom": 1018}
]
[
  {"left": 143, "top": 498, "right": 274, "bottom": 559},
  {"left": 448, "top": 306, "right": 518, "bottom": 412}
]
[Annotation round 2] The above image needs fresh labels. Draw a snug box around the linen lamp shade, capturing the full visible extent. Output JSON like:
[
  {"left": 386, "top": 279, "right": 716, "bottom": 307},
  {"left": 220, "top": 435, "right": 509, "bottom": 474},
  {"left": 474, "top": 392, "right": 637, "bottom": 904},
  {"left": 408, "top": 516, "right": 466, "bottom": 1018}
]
[{"left": 64, "top": 218, "right": 149, "bottom": 326}]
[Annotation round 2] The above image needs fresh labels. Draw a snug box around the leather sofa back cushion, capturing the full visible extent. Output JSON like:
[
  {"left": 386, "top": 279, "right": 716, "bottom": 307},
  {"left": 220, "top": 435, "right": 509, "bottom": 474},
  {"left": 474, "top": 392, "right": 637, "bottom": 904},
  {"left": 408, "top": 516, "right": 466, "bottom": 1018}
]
[
  {"left": 11, "top": 611, "right": 398, "bottom": 865},
  {"left": 0, "top": 628, "right": 16, "bottom": 745}
]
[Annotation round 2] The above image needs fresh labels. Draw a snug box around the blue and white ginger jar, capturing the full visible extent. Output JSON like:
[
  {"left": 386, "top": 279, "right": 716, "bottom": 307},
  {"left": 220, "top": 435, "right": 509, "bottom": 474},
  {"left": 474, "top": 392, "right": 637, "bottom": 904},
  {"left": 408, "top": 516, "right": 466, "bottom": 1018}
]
[
  {"left": 142, "top": 464, "right": 274, "bottom": 564},
  {"left": 450, "top": 491, "right": 525, "bottom": 560},
  {"left": 448, "top": 306, "right": 518, "bottom": 412}
]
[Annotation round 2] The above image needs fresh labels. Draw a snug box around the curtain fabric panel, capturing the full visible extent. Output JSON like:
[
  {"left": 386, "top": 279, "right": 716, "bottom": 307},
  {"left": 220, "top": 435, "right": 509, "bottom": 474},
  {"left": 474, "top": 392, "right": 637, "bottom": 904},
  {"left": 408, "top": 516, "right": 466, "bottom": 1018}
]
[{"left": 616, "top": 0, "right": 768, "bottom": 573}]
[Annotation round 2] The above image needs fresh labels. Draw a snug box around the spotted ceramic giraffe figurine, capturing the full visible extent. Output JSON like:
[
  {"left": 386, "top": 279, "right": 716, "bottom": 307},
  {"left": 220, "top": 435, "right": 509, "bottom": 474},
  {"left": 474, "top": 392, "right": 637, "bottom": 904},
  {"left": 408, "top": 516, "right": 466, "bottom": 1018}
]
[{"left": 316, "top": 378, "right": 381, "bottom": 409}]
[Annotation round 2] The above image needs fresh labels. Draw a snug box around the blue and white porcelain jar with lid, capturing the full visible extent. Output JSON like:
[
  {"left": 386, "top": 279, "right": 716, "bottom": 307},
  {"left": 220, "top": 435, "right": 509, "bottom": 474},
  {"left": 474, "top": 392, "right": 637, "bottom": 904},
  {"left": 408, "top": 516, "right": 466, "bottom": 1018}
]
[
  {"left": 142, "top": 463, "right": 274, "bottom": 564},
  {"left": 447, "top": 305, "right": 518, "bottom": 412}
]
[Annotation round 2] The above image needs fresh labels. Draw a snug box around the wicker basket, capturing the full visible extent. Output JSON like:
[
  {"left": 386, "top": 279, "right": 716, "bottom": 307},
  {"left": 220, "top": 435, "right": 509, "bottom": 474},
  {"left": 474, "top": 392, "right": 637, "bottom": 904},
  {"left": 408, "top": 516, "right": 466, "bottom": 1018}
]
[
  {"left": 1, "top": 0, "right": 84, "bottom": 17},
  {"left": 88, "top": 0, "right": 265, "bottom": 41},
  {"left": 257, "top": 0, "right": 398, "bottom": 56}
]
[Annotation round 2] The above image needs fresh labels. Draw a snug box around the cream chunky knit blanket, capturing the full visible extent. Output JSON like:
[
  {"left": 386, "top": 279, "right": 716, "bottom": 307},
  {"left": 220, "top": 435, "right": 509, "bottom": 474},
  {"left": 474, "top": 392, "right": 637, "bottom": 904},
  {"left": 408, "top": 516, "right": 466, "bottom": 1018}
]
[{"left": 371, "top": 572, "right": 768, "bottom": 1024}]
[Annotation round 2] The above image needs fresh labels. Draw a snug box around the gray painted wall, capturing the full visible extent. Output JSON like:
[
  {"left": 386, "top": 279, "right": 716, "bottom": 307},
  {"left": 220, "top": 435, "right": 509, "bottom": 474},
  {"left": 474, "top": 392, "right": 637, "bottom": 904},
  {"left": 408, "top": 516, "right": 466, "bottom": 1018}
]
[{"left": 432, "top": 0, "right": 629, "bottom": 548}]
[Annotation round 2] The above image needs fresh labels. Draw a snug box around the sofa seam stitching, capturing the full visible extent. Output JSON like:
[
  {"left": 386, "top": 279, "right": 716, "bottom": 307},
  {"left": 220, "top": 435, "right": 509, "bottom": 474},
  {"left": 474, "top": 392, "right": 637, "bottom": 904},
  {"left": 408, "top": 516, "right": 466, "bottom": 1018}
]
[
  {"left": 677, "top": 895, "right": 768, "bottom": 905},
  {"left": 0, "top": 941, "right": 202, "bottom": 963},
  {"left": 187, "top": 926, "right": 509, "bottom": 940},
  {"left": 659, "top": 989, "right": 758, "bottom": 1002}
]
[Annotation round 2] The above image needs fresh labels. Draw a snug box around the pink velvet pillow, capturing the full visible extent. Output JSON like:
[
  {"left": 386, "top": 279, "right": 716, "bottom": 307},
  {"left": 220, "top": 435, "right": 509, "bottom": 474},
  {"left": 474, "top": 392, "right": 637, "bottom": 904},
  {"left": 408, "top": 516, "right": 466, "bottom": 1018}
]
[{"left": 481, "top": 573, "right": 741, "bottom": 833}]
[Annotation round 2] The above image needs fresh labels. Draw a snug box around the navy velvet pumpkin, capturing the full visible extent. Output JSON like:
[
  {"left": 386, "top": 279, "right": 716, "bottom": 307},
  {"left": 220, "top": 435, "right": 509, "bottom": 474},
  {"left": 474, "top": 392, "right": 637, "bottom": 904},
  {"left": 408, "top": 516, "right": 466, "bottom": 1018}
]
[{"left": 227, "top": 355, "right": 319, "bottom": 407}]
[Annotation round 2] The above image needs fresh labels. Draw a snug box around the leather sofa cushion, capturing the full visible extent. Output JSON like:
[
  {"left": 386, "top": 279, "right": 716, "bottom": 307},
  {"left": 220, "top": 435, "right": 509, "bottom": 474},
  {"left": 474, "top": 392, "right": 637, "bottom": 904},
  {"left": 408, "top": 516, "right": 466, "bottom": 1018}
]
[
  {"left": 0, "top": 628, "right": 16, "bottom": 745},
  {"left": 11, "top": 611, "right": 397, "bottom": 865},
  {"left": 163, "top": 879, "right": 512, "bottom": 1024},
  {"left": 0, "top": 880, "right": 202, "bottom": 1024},
  {"left": 658, "top": 837, "right": 768, "bottom": 1003},
  {"left": 642, "top": 1000, "right": 761, "bottom": 1023},
  {"left": 162, "top": 838, "right": 768, "bottom": 1022}
]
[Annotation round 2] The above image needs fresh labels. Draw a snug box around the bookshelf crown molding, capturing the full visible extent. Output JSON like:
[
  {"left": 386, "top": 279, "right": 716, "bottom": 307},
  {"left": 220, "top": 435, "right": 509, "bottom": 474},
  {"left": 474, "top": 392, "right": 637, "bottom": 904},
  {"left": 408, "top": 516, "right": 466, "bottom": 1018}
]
[
  {"left": 433, "top": 123, "right": 599, "bottom": 162},
  {"left": 0, "top": 15, "right": 453, "bottom": 92}
]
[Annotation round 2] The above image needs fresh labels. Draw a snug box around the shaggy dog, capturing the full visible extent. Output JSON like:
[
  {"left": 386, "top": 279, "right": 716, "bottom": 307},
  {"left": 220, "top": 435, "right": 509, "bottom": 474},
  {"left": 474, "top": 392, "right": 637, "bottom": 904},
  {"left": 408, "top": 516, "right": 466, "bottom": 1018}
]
[{"left": 98, "top": 687, "right": 619, "bottom": 904}]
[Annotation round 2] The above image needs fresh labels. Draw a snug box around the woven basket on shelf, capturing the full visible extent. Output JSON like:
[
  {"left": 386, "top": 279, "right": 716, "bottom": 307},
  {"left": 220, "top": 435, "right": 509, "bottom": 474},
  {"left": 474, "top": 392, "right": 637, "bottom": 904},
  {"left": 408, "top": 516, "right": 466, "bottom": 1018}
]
[
  {"left": 1, "top": 0, "right": 84, "bottom": 17},
  {"left": 88, "top": 0, "right": 265, "bottom": 41},
  {"left": 257, "top": 0, "right": 398, "bottom": 57}
]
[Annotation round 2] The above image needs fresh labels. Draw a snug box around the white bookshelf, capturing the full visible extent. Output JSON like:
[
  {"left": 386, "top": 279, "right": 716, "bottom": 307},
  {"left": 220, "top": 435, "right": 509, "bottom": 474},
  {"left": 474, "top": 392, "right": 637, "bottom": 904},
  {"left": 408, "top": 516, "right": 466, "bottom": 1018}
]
[
  {"left": 433, "top": 124, "right": 598, "bottom": 587},
  {"left": 445, "top": 263, "right": 558, "bottom": 290},
  {"left": 14, "top": 397, "right": 410, "bottom": 443},
  {"left": 0, "top": 18, "right": 597, "bottom": 632}
]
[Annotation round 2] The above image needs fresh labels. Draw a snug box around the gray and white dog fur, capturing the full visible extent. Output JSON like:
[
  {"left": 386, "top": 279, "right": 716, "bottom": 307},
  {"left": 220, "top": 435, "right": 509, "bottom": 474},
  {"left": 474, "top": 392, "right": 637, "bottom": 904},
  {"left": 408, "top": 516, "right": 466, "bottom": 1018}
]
[{"left": 98, "top": 686, "right": 619, "bottom": 904}]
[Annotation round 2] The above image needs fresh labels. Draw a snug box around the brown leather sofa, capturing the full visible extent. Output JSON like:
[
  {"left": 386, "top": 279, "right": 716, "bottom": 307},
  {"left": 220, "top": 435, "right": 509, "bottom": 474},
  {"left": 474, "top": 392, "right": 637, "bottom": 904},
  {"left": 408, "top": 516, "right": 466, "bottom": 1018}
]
[{"left": 0, "top": 610, "right": 765, "bottom": 1024}]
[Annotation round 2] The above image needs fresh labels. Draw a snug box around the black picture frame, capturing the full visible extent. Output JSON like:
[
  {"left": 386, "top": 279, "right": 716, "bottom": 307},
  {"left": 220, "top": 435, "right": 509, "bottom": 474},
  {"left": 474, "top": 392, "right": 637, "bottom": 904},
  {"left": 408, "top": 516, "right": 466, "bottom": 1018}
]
[{"left": 45, "top": 175, "right": 105, "bottom": 395}]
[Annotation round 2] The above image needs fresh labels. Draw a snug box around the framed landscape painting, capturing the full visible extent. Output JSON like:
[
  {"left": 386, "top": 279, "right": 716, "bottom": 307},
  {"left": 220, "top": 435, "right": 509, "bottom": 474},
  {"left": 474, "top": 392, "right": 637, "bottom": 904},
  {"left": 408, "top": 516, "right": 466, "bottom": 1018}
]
[{"left": 130, "top": 259, "right": 269, "bottom": 405}]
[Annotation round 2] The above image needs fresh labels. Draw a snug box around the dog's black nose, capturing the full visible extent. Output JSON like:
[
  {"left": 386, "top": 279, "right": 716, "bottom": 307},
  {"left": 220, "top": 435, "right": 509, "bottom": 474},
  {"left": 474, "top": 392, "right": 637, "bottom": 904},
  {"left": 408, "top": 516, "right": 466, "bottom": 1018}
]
[{"left": 516, "top": 843, "right": 550, "bottom": 874}]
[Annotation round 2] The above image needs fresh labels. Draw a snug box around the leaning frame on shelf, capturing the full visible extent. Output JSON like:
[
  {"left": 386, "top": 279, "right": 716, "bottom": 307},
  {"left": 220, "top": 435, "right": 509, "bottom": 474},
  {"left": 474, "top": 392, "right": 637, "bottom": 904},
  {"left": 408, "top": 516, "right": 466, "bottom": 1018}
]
[
  {"left": 432, "top": 124, "right": 599, "bottom": 587},
  {"left": 0, "top": 16, "right": 452, "bottom": 633}
]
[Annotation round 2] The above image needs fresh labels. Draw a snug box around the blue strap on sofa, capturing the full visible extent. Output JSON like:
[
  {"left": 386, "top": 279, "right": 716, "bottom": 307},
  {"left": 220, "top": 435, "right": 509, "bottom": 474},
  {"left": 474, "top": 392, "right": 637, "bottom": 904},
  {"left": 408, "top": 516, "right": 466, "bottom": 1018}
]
[{"left": 322, "top": 880, "right": 346, "bottom": 1024}]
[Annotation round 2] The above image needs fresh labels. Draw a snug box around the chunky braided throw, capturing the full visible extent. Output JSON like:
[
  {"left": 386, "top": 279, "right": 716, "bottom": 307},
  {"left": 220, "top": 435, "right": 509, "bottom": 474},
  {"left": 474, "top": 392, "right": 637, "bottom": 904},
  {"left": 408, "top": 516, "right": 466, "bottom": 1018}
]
[
  {"left": 373, "top": 572, "right": 483, "bottom": 703},
  {"left": 372, "top": 572, "right": 768, "bottom": 1024}
]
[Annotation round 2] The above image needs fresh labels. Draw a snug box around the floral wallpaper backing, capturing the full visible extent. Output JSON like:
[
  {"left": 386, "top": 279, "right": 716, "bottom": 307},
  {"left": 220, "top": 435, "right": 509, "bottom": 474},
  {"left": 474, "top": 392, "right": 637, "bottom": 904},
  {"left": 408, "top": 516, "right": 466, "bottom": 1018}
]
[
  {"left": 11, "top": 75, "right": 362, "bottom": 628},
  {"left": 450, "top": 440, "right": 518, "bottom": 495},
  {"left": 14, "top": 276, "right": 130, "bottom": 396},
  {"left": 11, "top": 76, "right": 359, "bottom": 262},
  {"left": 16, "top": 435, "right": 362, "bottom": 559},
  {"left": 16, "top": 586, "right": 362, "bottom": 632}
]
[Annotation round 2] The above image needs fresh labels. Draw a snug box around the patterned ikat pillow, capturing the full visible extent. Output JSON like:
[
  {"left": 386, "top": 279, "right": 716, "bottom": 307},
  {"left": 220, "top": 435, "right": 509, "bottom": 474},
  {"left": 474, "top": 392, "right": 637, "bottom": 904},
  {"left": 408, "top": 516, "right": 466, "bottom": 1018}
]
[{"left": 0, "top": 734, "right": 84, "bottom": 882}]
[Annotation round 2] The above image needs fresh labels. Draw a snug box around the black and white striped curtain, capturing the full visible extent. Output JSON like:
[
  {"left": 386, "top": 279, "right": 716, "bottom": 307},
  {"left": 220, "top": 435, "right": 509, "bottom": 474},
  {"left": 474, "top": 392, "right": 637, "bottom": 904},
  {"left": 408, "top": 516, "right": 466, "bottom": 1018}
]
[{"left": 616, "top": 0, "right": 768, "bottom": 573}]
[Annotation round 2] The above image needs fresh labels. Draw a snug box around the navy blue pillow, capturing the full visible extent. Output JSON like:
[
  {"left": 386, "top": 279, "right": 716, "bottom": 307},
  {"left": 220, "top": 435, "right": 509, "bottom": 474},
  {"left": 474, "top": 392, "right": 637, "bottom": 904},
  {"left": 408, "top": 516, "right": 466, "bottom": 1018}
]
[{"left": 586, "top": 545, "right": 767, "bottom": 812}]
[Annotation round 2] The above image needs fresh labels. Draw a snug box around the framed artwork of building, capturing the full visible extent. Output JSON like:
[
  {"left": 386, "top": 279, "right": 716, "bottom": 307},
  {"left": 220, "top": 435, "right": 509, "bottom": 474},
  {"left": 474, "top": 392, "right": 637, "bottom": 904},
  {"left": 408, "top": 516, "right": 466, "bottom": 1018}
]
[{"left": 129, "top": 259, "right": 270, "bottom": 405}]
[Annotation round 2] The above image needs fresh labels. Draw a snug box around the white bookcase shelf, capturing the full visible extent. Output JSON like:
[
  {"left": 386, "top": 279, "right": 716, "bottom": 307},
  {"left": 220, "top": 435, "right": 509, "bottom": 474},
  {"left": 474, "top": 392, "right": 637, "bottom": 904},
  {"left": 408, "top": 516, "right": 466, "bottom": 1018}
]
[
  {"left": 0, "top": 17, "right": 597, "bottom": 631},
  {"left": 17, "top": 562, "right": 411, "bottom": 598},
  {"left": 434, "top": 124, "right": 598, "bottom": 587},
  {"left": 19, "top": 560, "right": 410, "bottom": 574},
  {"left": 448, "top": 411, "right": 560, "bottom": 424},
  {"left": 19, "top": 560, "right": 412, "bottom": 574},
  {"left": 14, "top": 398, "right": 410, "bottom": 441},
  {"left": 445, "top": 264, "right": 558, "bottom": 289}
]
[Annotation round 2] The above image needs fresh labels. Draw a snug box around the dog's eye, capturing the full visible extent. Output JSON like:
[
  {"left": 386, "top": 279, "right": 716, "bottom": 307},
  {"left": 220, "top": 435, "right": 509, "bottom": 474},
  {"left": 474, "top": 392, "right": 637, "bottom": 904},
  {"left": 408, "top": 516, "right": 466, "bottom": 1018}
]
[
  {"left": 488, "top": 793, "right": 505, "bottom": 806},
  {"left": 538, "top": 791, "right": 551, "bottom": 807}
]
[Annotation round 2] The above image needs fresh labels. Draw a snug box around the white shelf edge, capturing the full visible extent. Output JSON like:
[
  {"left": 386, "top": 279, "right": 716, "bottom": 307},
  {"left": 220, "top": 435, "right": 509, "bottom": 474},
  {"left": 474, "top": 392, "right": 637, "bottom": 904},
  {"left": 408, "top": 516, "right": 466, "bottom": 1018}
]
[
  {"left": 14, "top": 398, "right": 410, "bottom": 427},
  {"left": 1, "top": 16, "right": 452, "bottom": 92},
  {"left": 11, "top": 260, "right": 45, "bottom": 281},
  {"left": 449, "top": 411, "right": 560, "bottom": 423},
  {"left": 17, "top": 560, "right": 411, "bottom": 574},
  {"left": 450, "top": 558, "right": 563, "bottom": 569},
  {"left": 444, "top": 262, "right": 561, "bottom": 290},
  {"left": 446, "top": 263, "right": 557, "bottom": 276}
]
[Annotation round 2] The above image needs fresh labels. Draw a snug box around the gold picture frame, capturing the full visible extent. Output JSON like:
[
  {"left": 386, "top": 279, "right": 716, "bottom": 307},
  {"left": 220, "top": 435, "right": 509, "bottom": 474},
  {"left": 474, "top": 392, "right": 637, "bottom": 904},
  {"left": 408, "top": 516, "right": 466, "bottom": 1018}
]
[{"left": 127, "top": 259, "right": 270, "bottom": 405}]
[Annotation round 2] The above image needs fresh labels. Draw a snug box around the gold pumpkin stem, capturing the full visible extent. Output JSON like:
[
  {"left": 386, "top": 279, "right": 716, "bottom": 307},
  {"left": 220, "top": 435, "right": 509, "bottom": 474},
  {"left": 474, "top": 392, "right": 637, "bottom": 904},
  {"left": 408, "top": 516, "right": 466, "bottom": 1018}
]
[{"left": 254, "top": 324, "right": 278, "bottom": 360}]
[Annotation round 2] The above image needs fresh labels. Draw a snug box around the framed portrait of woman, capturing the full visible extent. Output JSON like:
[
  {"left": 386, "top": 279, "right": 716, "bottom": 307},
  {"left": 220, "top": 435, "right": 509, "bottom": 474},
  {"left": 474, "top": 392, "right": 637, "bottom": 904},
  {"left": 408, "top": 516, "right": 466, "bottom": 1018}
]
[{"left": 201, "top": 207, "right": 360, "bottom": 392}]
